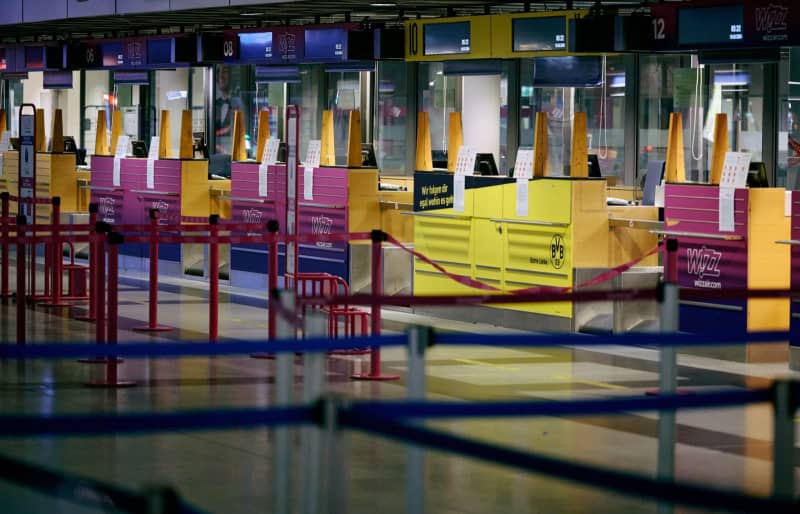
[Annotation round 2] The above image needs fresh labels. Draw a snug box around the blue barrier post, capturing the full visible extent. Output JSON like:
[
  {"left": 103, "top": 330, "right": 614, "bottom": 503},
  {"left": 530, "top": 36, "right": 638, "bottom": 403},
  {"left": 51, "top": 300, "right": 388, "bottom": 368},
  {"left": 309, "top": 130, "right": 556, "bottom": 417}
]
[
  {"left": 302, "top": 312, "right": 326, "bottom": 514},
  {"left": 771, "top": 379, "right": 797, "bottom": 500},
  {"left": 273, "top": 289, "right": 295, "bottom": 514},
  {"left": 658, "top": 238, "right": 679, "bottom": 514},
  {"left": 407, "top": 326, "right": 430, "bottom": 514}
]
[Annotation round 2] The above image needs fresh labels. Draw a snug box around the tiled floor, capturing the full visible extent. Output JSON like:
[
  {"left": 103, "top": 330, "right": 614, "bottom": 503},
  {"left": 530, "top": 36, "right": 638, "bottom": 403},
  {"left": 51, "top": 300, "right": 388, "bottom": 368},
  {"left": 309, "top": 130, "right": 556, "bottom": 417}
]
[{"left": 0, "top": 269, "right": 799, "bottom": 513}]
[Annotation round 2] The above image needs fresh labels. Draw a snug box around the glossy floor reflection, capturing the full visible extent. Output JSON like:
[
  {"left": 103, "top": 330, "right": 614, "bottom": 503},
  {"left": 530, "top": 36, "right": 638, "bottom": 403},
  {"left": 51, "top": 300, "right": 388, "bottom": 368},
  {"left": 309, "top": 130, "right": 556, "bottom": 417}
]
[{"left": 0, "top": 270, "right": 799, "bottom": 513}]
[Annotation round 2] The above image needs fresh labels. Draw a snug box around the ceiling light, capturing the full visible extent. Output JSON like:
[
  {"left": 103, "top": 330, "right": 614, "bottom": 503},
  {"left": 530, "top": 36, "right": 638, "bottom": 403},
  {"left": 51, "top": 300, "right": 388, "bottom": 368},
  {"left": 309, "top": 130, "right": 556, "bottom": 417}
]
[
  {"left": 370, "top": 2, "right": 397, "bottom": 6},
  {"left": 240, "top": 11, "right": 264, "bottom": 16}
]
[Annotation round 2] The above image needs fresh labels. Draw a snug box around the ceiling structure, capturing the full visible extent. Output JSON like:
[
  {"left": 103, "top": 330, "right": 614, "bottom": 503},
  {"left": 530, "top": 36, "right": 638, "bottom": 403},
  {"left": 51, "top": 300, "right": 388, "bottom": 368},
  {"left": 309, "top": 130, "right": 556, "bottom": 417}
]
[{"left": 1, "top": 0, "right": 677, "bottom": 42}]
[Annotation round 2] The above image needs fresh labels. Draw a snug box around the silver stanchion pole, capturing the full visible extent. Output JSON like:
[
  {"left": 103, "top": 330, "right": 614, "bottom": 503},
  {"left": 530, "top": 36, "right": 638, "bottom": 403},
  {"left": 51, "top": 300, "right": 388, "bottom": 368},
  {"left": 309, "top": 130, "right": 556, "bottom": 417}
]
[
  {"left": 302, "top": 312, "right": 327, "bottom": 514},
  {"left": 657, "top": 279, "right": 679, "bottom": 514},
  {"left": 321, "top": 395, "right": 349, "bottom": 514},
  {"left": 406, "top": 326, "right": 430, "bottom": 514},
  {"left": 273, "top": 289, "right": 295, "bottom": 514},
  {"left": 771, "top": 379, "right": 797, "bottom": 500}
]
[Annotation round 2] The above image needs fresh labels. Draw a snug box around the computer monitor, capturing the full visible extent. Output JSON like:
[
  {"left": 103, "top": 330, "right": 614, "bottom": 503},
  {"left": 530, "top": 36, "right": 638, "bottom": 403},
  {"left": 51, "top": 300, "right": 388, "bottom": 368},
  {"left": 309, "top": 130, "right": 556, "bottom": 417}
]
[
  {"left": 63, "top": 136, "right": 77, "bottom": 153},
  {"left": 76, "top": 149, "right": 87, "bottom": 166},
  {"left": 747, "top": 161, "right": 769, "bottom": 188},
  {"left": 277, "top": 142, "right": 287, "bottom": 163},
  {"left": 208, "top": 153, "right": 231, "bottom": 179},
  {"left": 588, "top": 154, "right": 602, "bottom": 178},
  {"left": 9, "top": 138, "right": 19, "bottom": 151},
  {"left": 431, "top": 149, "right": 448, "bottom": 169},
  {"left": 474, "top": 153, "right": 498, "bottom": 176},
  {"left": 642, "top": 160, "right": 666, "bottom": 206},
  {"left": 192, "top": 132, "right": 208, "bottom": 159},
  {"left": 361, "top": 143, "right": 377, "bottom": 167},
  {"left": 131, "top": 140, "right": 148, "bottom": 158}
]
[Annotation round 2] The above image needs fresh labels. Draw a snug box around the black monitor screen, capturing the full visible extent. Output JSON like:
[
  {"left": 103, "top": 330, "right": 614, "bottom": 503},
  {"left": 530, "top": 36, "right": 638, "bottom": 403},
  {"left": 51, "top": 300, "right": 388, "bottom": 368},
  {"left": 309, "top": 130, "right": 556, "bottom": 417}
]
[
  {"left": 361, "top": 143, "right": 377, "bottom": 167},
  {"left": 131, "top": 140, "right": 148, "bottom": 158},
  {"left": 533, "top": 56, "right": 602, "bottom": 87},
  {"left": 63, "top": 136, "right": 77, "bottom": 153},
  {"left": 588, "top": 154, "right": 601, "bottom": 178},
  {"left": 424, "top": 22, "right": 471, "bottom": 56},
  {"left": 678, "top": 5, "right": 744, "bottom": 46},
  {"left": 474, "top": 153, "right": 498, "bottom": 176},
  {"left": 513, "top": 16, "right": 567, "bottom": 52}
]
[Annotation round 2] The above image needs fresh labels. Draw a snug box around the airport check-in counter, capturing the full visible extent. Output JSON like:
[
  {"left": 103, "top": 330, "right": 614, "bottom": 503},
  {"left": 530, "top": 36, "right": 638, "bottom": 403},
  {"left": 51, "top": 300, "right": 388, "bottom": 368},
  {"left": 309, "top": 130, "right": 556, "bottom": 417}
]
[
  {"left": 2, "top": 151, "right": 90, "bottom": 223},
  {"left": 90, "top": 155, "right": 230, "bottom": 275},
  {"left": 664, "top": 184, "right": 790, "bottom": 362},
  {"left": 412, "top": 172, "right": 659, "bottom": 332}
]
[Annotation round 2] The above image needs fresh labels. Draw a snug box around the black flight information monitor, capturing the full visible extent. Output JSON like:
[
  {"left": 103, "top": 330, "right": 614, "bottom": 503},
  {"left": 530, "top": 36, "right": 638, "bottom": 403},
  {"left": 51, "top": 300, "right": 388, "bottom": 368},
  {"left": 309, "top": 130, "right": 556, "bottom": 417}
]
[
  {"left": 423, "top": 22, "right": 471, "bottom": 56},
  {"left": 678, "top": 5, "right": 744, "bottom": 46},
  {"left": 513, "top": 16, "right": 567, "bottom": 52}
]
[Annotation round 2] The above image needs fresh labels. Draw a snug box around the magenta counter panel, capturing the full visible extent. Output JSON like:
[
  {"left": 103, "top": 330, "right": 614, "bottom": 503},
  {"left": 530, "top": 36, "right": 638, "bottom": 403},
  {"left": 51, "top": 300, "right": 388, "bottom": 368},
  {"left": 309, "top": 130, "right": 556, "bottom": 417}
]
[
  {"left": 664, "top": 184, "right": 749, "bottom": 290},
  {"left": 231, "top": 162, "right": 287, "bottom": 231}
]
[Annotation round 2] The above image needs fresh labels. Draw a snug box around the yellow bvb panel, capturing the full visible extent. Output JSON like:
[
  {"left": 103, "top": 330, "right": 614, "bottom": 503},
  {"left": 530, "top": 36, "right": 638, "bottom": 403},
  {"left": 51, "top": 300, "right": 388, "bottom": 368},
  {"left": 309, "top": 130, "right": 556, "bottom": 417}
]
[
  {"left": 256, "top": 110, "right": 271, "bottom": 162},
  {"left": 447, "top": 112, "right": 463, "bottom": 172},
  {"left": 709, "top": 113, "right": 728, "bottom": 185},
  {"left": 158, "top": 110, "right": 171, "bottom": 159},
  {"left": 415, "top": 112, "right": 433, "bottom": 171},
  {"left": 321, "top": 110, "right": 336, "bottom": 166},
  {"left": 179, "top": 110, "right": 194, "bottom": 160},
  {"left": 665, "top": 112, "right": 686, "bottom": 183}
]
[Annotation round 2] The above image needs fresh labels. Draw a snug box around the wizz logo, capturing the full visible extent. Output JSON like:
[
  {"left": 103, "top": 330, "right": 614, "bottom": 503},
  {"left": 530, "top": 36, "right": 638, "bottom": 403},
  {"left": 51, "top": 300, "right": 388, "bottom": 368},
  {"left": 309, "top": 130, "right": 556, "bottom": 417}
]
[
  {"left": 151, "top": 200, "right": 170, "bottom": 224},
  {"left": 311, "top": 215, "right": 333, "bottom": 248},
  {"left": 279, "top": 34, "right": 297, "bottom": 59},
  {"left": 242, "top": 208, "right": 263, "bottom": 224},
  {"left": 686, "top": 247, "right": 722, "bottom": 279},
  {"left": 99, "top": 196, "right": 116, "bottom": 223},
  {"left": 755, "top": 4, "right": 788, "bottom": 33}
]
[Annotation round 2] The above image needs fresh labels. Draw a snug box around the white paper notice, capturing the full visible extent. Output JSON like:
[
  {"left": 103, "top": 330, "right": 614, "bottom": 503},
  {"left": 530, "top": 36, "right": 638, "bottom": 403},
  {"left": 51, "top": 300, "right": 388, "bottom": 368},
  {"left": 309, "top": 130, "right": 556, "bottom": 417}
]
[
  {"left": 112, "top": 135, "right": 130, "bottom": 188},
  {"left": 786, "top": 190, "right": 793, "bottom": 217},
  {"left": 113, "top": 157, "right": 121, "bottom": 187},
  {"left": 146, "top": 159, "right": 155, "bottom": 189},
  {"left": 454, "top": 146, "right": 476, "bottom": 176},
  {"left": 719, "top": 152, "right": 752, "bottom": 189},
  {"left": 516, "top": 179, "right": 529, "bottom": 217},
  {"left": 303, "top": 166, "right": 314, "bottom": 200},
  {"left": 258, "top": 142, "right": 271, "bottom": 197},
  {"left": 453, "top": 174, "right": 465, "bottom": 212},
  {"left": 719, "top": 188, "right": 735, "bottom": 232},
  {"left": 513, "top": 149, "right": 534, "bottom": 179},
  {"left": 147, "top": 137, "right": 159, "bottom": 160},
  {"left": 305, "top": 140, "right": 321, "bottom": 168},
  {"left": 263, "top": 138, "right": 280, "bottom": 165}
]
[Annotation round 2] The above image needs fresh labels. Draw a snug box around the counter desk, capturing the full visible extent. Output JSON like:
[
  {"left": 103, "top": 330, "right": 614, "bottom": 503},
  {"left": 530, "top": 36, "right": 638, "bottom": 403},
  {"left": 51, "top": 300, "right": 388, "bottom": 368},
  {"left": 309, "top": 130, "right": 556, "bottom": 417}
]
[
  {"left": 664, "top": 184, "right": 790, "bottom": 362},
  {"left": 229, "top": 163, "right": 413, "bottom": 292},
  {"left": 412, "top": 172, "right": 659, "bottom": 331},
  {"left": 787, "top": 191, "right": 800, "bottom": 369},
  {"left": 89, "top": 155, "right": 230, "bottom": 275}
]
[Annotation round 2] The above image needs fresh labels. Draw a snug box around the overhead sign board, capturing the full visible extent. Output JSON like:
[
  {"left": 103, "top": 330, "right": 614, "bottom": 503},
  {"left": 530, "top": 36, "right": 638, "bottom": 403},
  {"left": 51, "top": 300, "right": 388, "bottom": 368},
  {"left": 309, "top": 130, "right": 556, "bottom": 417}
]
[
  {"left": 405, "top": 16, "right": 492, "bottom": 61},
  {"left": 492, "top": 11, "right": 584, "bottom": 58}
]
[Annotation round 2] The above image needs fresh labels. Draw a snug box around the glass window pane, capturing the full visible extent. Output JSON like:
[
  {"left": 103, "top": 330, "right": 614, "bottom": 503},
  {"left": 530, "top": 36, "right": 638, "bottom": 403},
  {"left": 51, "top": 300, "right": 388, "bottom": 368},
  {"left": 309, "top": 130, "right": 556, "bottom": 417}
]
[
  {"left": 375, "top": 61, "right": 408, "bottom": 174},
  {"left": 326, "top": 71, "right": 361, "bottom": 164}
]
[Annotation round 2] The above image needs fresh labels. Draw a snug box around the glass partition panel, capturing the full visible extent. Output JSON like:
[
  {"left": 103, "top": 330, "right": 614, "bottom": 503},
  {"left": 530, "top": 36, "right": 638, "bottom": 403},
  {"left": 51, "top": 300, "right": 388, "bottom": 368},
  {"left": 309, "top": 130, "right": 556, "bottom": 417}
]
[
  {"left": 326, "top": 71, "right": 361, "bottom": 164},
  {"left": 375, "top": 60, "right": 409, "bottom": 174}
]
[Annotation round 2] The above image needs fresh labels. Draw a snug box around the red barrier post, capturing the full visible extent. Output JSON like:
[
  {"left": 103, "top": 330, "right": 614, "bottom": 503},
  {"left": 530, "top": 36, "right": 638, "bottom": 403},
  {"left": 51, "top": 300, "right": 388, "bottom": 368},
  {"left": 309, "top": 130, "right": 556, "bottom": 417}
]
[
  {"left": 95, "top": 223, "right": 107, "bottom": 348},
  {"left": 352, "top": 229, "right": 398, "bottom": 381},
  {"left": 15, "top": 215, "right": 26, "bottom": 345},
  {"left": 1, "top": 192, "right": 10, "bottom": 300},
  {"left": 209, "top": 214, "right": 219, "bottom": 342},
  {"left": 664, "top": 238, "right": 679, "bottom": 285},
  {"left": 133, "top": 209, "right": 171, "bottom": 332},
  {"left": 42, "top": 197, "right": 68, "bottom": 307},
  {"left": 75, "top": 204, "right": 98, "bottom": 321},
  {"left": 251, "top": 220, "right": 281, "bottom": 359},
  {"left": 87, "top": 232, "right": 134, "bottom": 388}
]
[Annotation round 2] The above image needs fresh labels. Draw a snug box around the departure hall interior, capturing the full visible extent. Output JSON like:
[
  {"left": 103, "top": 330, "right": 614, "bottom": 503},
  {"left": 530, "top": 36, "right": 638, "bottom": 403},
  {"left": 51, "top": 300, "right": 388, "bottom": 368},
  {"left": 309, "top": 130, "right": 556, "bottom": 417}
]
[{"left": 0, "top": 1, "right": 799, "bottom": 513}]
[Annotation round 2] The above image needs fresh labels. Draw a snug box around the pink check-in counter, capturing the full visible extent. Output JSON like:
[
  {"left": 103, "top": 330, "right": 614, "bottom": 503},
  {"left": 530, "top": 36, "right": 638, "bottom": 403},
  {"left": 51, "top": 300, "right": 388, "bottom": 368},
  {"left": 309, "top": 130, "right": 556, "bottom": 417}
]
[
  {"left": 664, "top": 183, "right": 790, "bottom": 362},
  {"left": 90, "top": 155, "right": 229, "bottom": 275}
]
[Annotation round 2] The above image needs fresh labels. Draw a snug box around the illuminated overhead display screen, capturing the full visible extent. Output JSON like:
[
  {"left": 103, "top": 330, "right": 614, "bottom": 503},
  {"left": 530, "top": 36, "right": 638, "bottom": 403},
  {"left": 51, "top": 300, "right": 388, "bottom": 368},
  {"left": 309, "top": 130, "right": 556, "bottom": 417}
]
[
  {"left": 678, "top": 5, "right": 744, "bottom": 45},
  {"left": 305, "top": 28, "right": 348, "bottom": 61},
  {"left": 513, "top": 16, "right": 567, "bottom": 52},
  {"left": 239, "top": 32, "right": 273, "bottom": 62},
  {"left": 102, "top": 42, "right": 124, "bottom": 67},
  {"left": 423, "top": 22, "right": 471, "bottom": 56}
]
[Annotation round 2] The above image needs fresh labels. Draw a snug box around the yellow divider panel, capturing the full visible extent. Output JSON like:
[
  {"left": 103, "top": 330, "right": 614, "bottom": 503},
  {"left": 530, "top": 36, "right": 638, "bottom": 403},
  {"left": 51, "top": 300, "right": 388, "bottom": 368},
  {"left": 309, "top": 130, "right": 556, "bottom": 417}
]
[
  {"left": 447, "top": 112, "right": 463, "bottom": 172},
  {"left": 570, "top": 112, "right": 588, "bottom": 178},
  {"left": 0, "top": 110, "right": 6, "bottom": 136},
  {"left": 416, "top": 111, "right": 433, "bottom": 171},
  {"left": 109, "top": 110, "right": 123, "bottom": 155},
  {"left": 346, "top": 110, "right": 362, "bottom": 168},
  {"left": 179, "top": 110, "right": 194, "bottom": 160},
  {"left": 95, "top": 110, "right": 109, "bottom": 156},
  {"left": 51, "top": 109, "right": 65, "bottom": 154},
  {"left": 709, "top": 113, "right": 728, "bottom": 185},
  {"left": 35, "top": 109, "right": 46, "bottom": 152},
  {"left": 321, "top": 110, "right": 336, "bottom": 166},
  {"left": 158, "top": 110, "right": 171, "bottom": 159},
  {"left": 256, "top": 110, "right": 270, "bottom": 162},
  {"left": 230, "top": 110, "right": 247, "bottom": 162},
  {"left": 665, "top": 112, "right": 686, "bottom": 183},
  {"left": 533, "top": 112, "right": 549, "bottom": 177}
]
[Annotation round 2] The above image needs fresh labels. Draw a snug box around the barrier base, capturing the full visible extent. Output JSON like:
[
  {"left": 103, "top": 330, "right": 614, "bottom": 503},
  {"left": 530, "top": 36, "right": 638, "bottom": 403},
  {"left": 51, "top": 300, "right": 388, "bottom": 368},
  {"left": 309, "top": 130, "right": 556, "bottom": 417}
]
[
  {"left": 85, "top": 380, "right": 136, "bottom": 388},
  {"left": 644, "top": 388, "right": 696, "bottom": 396},
  {"left": 74, "top": 314, "right": 96, "bottom": 322},
  {"left": 250, "top": 353, "right": 275, "bottom": 360},
  {"left": 132, "top": 325, "right": 174, "bottom": 333},
  {"left": 39, "top": 300, "right": 72, "bottom": 308},
  {"left": 329, "top": 348, "right": 371, "bottom": 356},
  {"left": 77, "top": 357, "right": 123, "bottom": 364},
  {"left": 351, "top": 373, "right": 400, "bottom": 381}
]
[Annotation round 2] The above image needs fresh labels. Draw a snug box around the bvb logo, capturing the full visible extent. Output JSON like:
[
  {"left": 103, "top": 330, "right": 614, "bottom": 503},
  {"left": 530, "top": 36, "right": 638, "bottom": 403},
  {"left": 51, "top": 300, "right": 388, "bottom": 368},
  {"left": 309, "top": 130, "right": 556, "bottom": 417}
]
[{"left": 550, "top": 234, "right": 565, "bottom": 269}]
